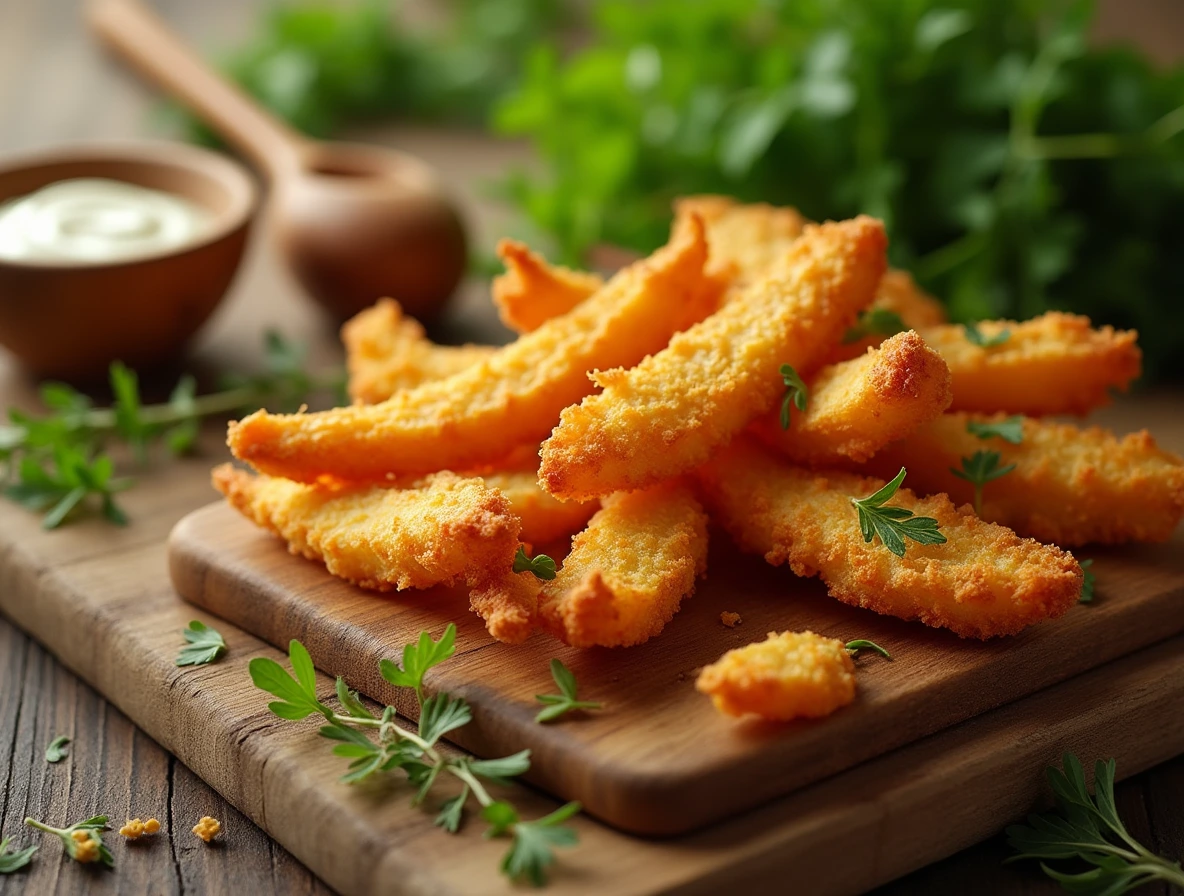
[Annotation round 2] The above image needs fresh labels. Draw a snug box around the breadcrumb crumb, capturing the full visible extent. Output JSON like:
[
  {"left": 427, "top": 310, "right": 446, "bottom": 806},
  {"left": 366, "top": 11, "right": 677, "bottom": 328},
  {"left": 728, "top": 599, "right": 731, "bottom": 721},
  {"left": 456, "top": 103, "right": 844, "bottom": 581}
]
[
  {"left": 192, "top": 817, "right": 221, "bottom": 843},
  {"left": 720, "top": 611, "right": 742, "bottom": 628}
]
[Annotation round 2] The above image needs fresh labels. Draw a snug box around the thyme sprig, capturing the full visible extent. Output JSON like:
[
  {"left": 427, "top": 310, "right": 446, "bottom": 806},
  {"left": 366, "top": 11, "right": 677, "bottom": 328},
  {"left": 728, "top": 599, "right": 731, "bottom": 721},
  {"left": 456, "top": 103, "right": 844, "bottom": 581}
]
[{"left": 248, "top": 625, "right": 581, "bottom": 886}]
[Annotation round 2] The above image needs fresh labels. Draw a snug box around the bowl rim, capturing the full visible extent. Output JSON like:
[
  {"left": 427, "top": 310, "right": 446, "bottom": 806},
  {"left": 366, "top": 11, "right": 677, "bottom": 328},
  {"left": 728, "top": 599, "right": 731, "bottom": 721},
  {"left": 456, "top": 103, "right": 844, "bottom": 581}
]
[{"left": 0, "top": 139, "right": 258, "bottom": 271}]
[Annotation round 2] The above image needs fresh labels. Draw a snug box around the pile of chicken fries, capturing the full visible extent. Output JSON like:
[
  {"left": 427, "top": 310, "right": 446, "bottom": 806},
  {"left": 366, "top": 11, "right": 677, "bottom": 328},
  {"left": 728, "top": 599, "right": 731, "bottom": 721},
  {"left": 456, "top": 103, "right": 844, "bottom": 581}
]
[{"left": 214, "top": 197, "right": 1184, "bottom": 661}]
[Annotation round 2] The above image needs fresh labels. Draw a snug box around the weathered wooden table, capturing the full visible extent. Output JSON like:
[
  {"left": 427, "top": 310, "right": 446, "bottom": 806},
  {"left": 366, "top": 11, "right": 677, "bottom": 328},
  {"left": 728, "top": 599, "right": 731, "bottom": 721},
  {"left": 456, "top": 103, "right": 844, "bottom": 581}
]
[{"left": 1, "top": 1, "right": 1182, "bottom": 893}]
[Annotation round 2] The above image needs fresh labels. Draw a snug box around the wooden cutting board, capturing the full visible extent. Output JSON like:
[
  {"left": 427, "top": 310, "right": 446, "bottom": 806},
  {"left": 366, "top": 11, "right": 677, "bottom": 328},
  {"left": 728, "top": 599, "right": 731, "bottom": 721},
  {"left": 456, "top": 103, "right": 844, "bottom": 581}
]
[{"left": 169, "top": 500, "right": 1184, "bottom": 836}]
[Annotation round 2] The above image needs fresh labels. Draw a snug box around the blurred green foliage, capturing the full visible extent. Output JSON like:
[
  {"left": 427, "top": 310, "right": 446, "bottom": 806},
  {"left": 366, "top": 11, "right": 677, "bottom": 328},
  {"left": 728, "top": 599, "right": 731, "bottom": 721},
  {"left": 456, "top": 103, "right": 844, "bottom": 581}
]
[{"left": 175, "top": 0, "right": 1184, "bottom": 380}]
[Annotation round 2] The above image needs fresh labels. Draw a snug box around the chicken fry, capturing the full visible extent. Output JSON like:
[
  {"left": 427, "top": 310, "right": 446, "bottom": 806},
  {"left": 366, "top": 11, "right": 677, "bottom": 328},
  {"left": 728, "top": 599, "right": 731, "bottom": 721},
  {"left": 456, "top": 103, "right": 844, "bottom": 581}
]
[
  {"left": 697, "top": 437, "right": 1083, "bottom": 639},
  {"left": 696, "top": 631, "right": 856, "bottom": 720},
  {"left": 211, "top": 464, "right": 520, "bottom": 591},
  {"left": 228, "top": 215, "right": 714, "bottom": 483},
  {"left": 342, "top": 299, "right": 497, "bottom": 405},
  {"left": 469, "top": 570, "right": 540, "bottom": 645},
  {"left": 859, "top": 413, "right": 1184, "bottom": 546},
  {"left": 755, "top": 330, "right": 951, "bottom": 465},
  {"left": 539, "top": 480, "right": 709, "bottom": 648},
  {"left": 918, "top": 312, "right": 1140, "bottom": 416},
  {"left": 540, "top": 216, "right": 888, "bottom": 500},
  {"left": 476, "top": 461, "right": 599, "bottom": 547},
  {"left": 492, "top": 239, "right": 605, "bottom": 333},
  {"left": 674, "top": 195, "right": 808, "bottom": 285}
]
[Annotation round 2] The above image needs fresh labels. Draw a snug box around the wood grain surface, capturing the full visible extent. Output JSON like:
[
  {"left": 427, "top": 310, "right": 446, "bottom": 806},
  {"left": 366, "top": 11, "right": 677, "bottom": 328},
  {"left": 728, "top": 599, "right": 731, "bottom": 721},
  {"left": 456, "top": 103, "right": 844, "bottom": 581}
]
[{"left": 170, "top": 501, "right": 1184, "bottom": 836}]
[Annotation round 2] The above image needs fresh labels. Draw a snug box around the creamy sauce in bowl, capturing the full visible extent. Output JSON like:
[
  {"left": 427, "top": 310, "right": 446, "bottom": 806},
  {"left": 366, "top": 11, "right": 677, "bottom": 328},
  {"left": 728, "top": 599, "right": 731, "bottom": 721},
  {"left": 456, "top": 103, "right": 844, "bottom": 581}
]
[{"left": 0, "top": 177, "right": 211, "bottom": 263}]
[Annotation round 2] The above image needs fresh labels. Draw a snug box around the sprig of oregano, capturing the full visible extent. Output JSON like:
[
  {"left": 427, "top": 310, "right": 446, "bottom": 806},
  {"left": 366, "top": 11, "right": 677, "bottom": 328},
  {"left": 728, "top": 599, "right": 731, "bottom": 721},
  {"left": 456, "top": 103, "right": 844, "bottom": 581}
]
[
  {"left": 1007, "top": 752, "right": 1184, "bottom": 893},
  {"left": 779, "top": 364, "right": 808, "bottom": 430},
  {"left": 1079, "top": 559, "right": 1096, "bottom": 604},
  {"left": 24, "top": 815, "right": 112, "bottom": 868},
  {"left": 842, "top": 309, "right": 906, "bottom": 344},
  {"left": 851, "top": 468, "right": 947, "bottom": 558},
  {"left": 963, "top": 322, "right": 1011, "bottom": 348},
  {"left": 513, "top": 546, "right": 557, "bottom": 581},
  {"left": 535, "top": 660, "right": 602, "bottom": 723},
  {"left": 845, "top": 640, "right": 891, "bottom": 660},
  {"left": 248, "top": 625, "right": 581, "bottom": 886},
  {"left": 176, "top": 621, "right": 228, "bottom": 667},
  {"left": 0, "top": 837, "right": 37, "bottom": 873},
  {"left": 0, "top": 331, "right": 343, "bottom": 530},
  {"left": 967, "top": 416, "right": 1025, "bottom": 445},
  {"left": 44, "top": 735, "right": 70, "bottom": 763},
  {"left": 951, "top": 450, "right": 1016, "bottom": 515}
]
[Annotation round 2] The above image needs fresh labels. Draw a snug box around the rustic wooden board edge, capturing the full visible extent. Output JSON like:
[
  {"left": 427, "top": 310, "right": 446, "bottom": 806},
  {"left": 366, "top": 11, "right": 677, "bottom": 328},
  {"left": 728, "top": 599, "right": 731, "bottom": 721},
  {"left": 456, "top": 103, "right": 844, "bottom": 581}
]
[{"left": 168, "top": 501, "right": 1184, "bottom": 837}]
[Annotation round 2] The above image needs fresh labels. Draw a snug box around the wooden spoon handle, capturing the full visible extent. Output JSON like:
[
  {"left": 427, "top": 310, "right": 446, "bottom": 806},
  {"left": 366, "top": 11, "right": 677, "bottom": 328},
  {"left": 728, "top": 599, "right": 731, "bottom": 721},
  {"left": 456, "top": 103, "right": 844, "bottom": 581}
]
[{"left": 87, "top": 0, "right": 308, "bottom": 176}]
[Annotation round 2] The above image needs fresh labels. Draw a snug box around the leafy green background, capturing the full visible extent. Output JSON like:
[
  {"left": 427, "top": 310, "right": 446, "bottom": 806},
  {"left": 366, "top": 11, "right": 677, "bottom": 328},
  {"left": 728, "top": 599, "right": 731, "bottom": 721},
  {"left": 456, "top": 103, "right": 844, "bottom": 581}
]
[{"left": 172, "top": 0, "right": 1184, "bottom": 380}]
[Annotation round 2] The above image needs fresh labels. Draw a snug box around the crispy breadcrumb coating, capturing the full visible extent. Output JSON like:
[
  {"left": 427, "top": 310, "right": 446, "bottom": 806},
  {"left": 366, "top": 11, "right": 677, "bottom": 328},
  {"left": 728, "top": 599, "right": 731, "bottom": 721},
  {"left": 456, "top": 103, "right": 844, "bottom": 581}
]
[
  {"left": 861, "top": 413, "right": 1184, "bottom": 546},
  {"left": 756, "top": 330, "right": 952, "bottom": 464},
  {"left": 211, "top": 464, "right": 520, "bottom": 591},
  {"left": 228, "top": 215, "right": 715, "bottom": 483},
  {"left": 674, "top": 195, "right": 808, "bottom": 285},
  {"left": 697, "top": 437, "right": 1083, "bottom": 639},
  {"left": 696, "top": 631, "right": 856, "bottom": 720},
  {"left": 539, "top": 216, "right": 888, "bottom": 500},
  {"left": 341, "top": 299, "right": 495, "bottom": 405},
  {"left": 475, "top": 462, "right": 599, "bottom": 547},
  {"left": 492, "top": 239, "right": 605, "bottom": 333},
  {"left": 920, "top": 312, "right": 1141, "bottom": 416},
  {"left": 469, "top": 570, "right": 540, "bottom": 645},
  {"left": 538, "top": 481, "right": 709, "bottom": 648}
]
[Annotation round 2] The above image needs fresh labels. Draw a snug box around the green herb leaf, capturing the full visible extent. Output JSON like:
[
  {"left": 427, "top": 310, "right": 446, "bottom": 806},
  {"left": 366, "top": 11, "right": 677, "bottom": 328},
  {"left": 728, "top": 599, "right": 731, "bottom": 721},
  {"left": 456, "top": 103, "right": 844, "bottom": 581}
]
[
  {"left": 845, "top": 640, "right": 892, "bottom": 660},
  {"left": 482, "top": 800, "right": 520, "bottom": 837},
  {"left": 1079, "top": 558, "right": 1096, "bottom": 604},
  {"left": 513, "top": 545, "right": 557, "bottom": 580},
  {"left": 1006, "top": 752, "right": 1184, "bottom": 893},
  {"left": 44, "top": 735, "right": 70, "bottom": 763},
  {"left": 950, "top": 450, "right": 1016, "bottom": 515},
  {"left": 501, "top": 802, "right": 581, "bottom": 887},
  {"left": 164, "top": 375, "right": 200, "bottom": 455},
  {"left": 175, "top": 620, "right": 227, "bottom": 667},
  {"left": 468, "top": 749, "right": 532, "bottom": 783},
  {"left": 535, "top": 659, "right": 602, "bottom": 723},
  {"left": 379, "top": 623, "right": 457, "bottom": 703},
  {"left": 967, "top": 416, "right": 1025, "bottom": 445},
  {"left": 851, "top": 468, "right": 947, "bottom": 558},
  {"left": 963, "top": 323, "right": 1011, "bottom": 348},
  {"left": 335, "top": 676, "right": 375, "bottom": 720},
  {"left": 0, "top": 836, "right": 37, "bottom": 874},
  {"left": 248, "top": 642, "right": 332, "bottom": 721},
  {"left": 779, "top": 364, "right": 808, "bottom": 430},
  {"left": 842, "top": 309, "right": 907, "bottom": 344},
  {"left": 435, "top": 786, "right": 468, "bottom": 834},
  {"left": 418, "top": 693, "right": 472, "bottom": 746}
]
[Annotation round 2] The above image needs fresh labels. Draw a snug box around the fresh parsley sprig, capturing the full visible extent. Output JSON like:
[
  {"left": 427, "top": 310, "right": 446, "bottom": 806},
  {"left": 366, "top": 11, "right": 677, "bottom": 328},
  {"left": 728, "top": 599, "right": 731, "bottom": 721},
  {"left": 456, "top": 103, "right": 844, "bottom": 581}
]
[
  {"left": 963, "top": 323, "right": 1011, "bottom": 348},
  {"left": 0, "top": 837, "right": 37, "bottom": 874},
  {"left": 842, "top": 309, "right": 907, "bottom": 344},
  {"left": 176, "top": 621, "right": 228, "bottom": 667},
  {"left": 967, "top": 416, "right": 1025, "bottom": 445},
  {"left": 0, "top": 331, "right": 343, "bottom": 530},
  {"left": 851, "top": 468, "right": 947, "bottom": 558},
  {"left": 535, "top": 660, "right": 602, "bottom": 723},
  {"left": 951, "top": 450, "right": 1016, "bottom": 515},
  {"left": 1007, "top": 752, "right": 1184, "bottom": 893},
  {"left": 44, "top": 736, "right": 70, "bottom": 764},
  {"left": 779, "top": 364, "right": 808, "bottom": 430},
  {"left": 514, "top": 546, "right": 557, "bottom": 581},
  {"left": 249, "top": 626, "right": 581, "bottom": 886}
]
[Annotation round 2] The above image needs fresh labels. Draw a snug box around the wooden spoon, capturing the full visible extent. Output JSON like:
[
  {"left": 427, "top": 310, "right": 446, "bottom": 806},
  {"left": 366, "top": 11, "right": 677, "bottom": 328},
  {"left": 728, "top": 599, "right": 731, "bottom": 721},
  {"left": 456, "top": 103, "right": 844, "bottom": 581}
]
[{"left": 87, "top": 0, "right": 467, "bottom": 323}]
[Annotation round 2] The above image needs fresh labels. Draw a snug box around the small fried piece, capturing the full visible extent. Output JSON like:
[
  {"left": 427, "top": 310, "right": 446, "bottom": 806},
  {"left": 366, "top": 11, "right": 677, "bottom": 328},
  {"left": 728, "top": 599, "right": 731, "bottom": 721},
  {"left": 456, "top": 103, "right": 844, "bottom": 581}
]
[
  {"left": 674, "top": 195, "right": 808, "bottom": 285},
  {"left": 861, "top": 413, "right": 1184, "bottom": 546},
  {"left": 540, "top": 216, "right": 888, "bottom": 500},
  {"left": 342, "top": 299, "right": 495, "bottom": 404},
  {"left": 539, "top": 481, "right": 709, "bottom": 648},
  {"left": 920, "top": 312, "right": 1141, "bottom": 416},
  {"left": 469, "top": 570, "right": 540, "bottom": 645},
  {"left": 697, "top": 437, "right": 1083, "bottom": 639},
  {"left": 696, "top": 631, "right": 856, "bottom": 720},
  {"left": 212, "top": 464, "right": 519, "bottom": 591},
  {"left": 492, "top": 240, "right": 605, "bottom": 333},
  {"left": 755, "top": 330, "right": 952, "bottom": 465},
  {"left": 478, "top": 464, "right": 598, "bottom": 546},
  {"left": 228, "top": 215, "right": 714, "bottom": 483}
]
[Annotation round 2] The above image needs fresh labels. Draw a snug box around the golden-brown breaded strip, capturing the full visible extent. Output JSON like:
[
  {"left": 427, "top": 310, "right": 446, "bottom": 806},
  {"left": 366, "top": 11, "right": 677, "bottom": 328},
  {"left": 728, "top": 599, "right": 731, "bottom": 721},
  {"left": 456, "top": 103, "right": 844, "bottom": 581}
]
[
  {"left": 860, "top": 413, "right": 1184, "bottom": 546},
  {"left": 491, "top": 240, "right": 605, "bottom": 333},
  {"left": 469, "top": 571, "right": 540, "bottom": 645},
  {"left": 341, "top": 299, "right": 496, "bottom": 404},
  {"left": 211, "top": 464, "right": 520, "bottom": 592},
  {"left": 477, "top": 465, "right": 598, "bottom": 546},
  {"left": 228, "top": 215, "right": 715, "bottom": 483},
  {"left": 918, "top": 312, "right": 1141, "bottom": 416},
  {"left": 874, "top": 269, "right": 947, "bottom": 328},
  {"left": 674, "top": 195, "right": 808, "bottom": 284},
  {"left": 755, "top": 330, "right": 951, "bottom": 464},
  {"left": 539, "top": 481, "right": 709, "bottom": 648},
  {"left": 696, "top": 631, "right": 856, "bottom": 720},
  {"left": 696, "top": 437, "right": 1083, "bottom": 639},
  {"left": 539, "top": 216, "right": 888, "bottom": 500}
]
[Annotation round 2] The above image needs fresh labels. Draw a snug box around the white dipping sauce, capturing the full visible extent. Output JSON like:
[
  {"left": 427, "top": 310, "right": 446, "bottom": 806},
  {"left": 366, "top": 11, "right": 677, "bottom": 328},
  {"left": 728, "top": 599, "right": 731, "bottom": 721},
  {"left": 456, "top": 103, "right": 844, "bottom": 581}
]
[{"left": 0, "top": 177, "right": 211, "bottom": 263}]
